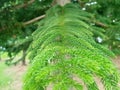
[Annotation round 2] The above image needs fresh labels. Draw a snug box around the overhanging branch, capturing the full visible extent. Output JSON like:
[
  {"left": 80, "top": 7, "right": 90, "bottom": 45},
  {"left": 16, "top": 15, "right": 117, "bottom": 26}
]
[
  {"left": 0, "top": 14, "right": 45, "bottom": 32},
  {"left": 94, "top": 21, "right": 108, "bottom": 28},
  {"left": 23, "top": 15, "right": 45, "bottom": 26},
  {"left": 14, "top": 0, "right": 35, "bottom": 9},
  {"left": 0, "top": 14, "right": 108, "bottom": 32},
  {"left": 0, "top": 0, "right": 35, "bottom": 13}
]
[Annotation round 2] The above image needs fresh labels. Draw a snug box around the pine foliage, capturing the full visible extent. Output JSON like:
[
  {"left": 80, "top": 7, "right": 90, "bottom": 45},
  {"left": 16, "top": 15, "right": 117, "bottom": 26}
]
[{"left": 23, "top": 4, "right": 119, "bottom": 90}]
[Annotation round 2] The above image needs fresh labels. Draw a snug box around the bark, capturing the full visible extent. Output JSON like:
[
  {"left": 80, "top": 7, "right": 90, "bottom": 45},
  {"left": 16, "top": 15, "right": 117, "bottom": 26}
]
[
  {"left": 0, "top": 56, "right": 1, "bottom": 61},
  {"left": 23, "top": 15, "right": 45, "bottom": 26},
  {"left": 0, "top": 52, "right": 1, "bottom": 61},
  {"left": 22, "top": 50, "right": 26, "bottom": 65},
  {"left": 52, "top": 0, "right": 71, "bottom": 6}
]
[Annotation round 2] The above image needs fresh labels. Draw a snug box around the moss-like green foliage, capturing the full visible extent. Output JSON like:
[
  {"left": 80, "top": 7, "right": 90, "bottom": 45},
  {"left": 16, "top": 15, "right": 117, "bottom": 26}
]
[{"left": 23, "top": 4, "right": 119, "bottom": 90}]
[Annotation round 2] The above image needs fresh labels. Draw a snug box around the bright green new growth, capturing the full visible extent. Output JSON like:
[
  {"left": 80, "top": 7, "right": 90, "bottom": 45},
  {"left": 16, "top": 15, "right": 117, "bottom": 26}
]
[{"left": 24, "top": 4, "right": 119, "bottom": 90}]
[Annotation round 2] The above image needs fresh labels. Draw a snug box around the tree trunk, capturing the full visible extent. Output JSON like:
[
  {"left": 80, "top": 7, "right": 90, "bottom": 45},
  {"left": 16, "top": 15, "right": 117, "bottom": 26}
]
[
  {"left": 0, "top": 52, "right": 2, "bottom": 61},
  {"left": 0, "top": 55, "right": 1, "bottom": 61},
  {"left": 22, "top": 50, "right": 26, "bottom": 65},
  {"left": 52, "top": 0, "right": 71, "bottom": 6}
]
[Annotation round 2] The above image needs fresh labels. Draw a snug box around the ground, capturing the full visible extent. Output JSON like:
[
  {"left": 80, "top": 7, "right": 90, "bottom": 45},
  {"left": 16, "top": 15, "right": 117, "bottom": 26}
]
[
  {"left": 0, "top": 64, "right": 27, "bottom": 90},
  {"left": 0, "top": 56, "right": 120, "bottom": 90},
  {"left": 112, "top": 56, "right": 120, "bottom": 70}
]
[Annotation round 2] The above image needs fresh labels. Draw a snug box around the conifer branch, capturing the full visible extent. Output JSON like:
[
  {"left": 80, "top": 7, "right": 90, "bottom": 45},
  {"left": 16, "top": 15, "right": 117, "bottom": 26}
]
[
  {"left": 24, "top": 4, "right": 119, "bottom": 90},
  {"left": 0, "top": 15, "right": 107, "bottom": 32}
]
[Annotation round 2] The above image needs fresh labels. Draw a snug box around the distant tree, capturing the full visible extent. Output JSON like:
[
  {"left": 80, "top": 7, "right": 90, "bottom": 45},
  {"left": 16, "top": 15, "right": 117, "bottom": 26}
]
[{"left": 0, "top": 0, "right": 53, "bottom": 65}]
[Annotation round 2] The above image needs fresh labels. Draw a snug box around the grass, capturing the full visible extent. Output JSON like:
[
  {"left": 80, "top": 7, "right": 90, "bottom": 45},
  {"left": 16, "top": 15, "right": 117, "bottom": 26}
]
[{"left": 0, "top": 62, "right": 12, "bottom": 88}]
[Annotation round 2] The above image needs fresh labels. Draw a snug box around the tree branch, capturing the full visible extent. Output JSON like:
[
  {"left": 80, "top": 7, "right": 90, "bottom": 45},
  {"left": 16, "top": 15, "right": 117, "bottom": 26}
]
[
  {"left": 14, "top": 0, "right": 35, "bottom": 9},
  {"left": 0, "top": 14, "right": 45, "bottom": 32},
  {"left": 94, "top": 21, "right": 108, "bottom": 28},
  {"left": 0, "top": 14, "right": 108, "bottom": 32},
  {"left": 0, "top": 0, "right": 35, "bottom": 13},
  {"left": 23, "top": 15, "right": 45, "bottom": 26}
]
